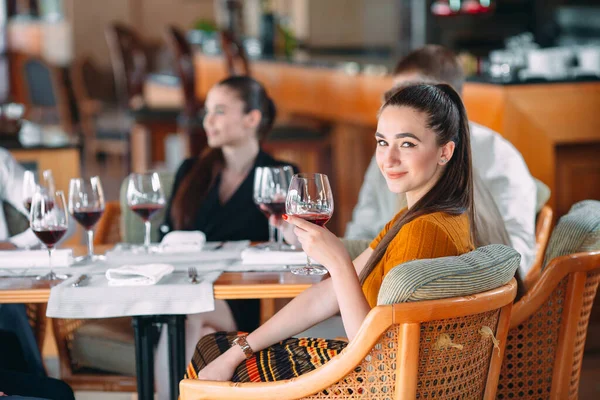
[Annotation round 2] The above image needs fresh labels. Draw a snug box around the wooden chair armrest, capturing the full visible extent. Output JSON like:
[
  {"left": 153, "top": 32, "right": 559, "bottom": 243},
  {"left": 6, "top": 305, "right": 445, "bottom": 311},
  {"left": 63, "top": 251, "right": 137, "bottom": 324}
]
[
  {"left": 510, "top": 251, "right": 600, "bottom": 329},
  {"left": 180, "top": 307, "right": 393, "bottom": 400}
]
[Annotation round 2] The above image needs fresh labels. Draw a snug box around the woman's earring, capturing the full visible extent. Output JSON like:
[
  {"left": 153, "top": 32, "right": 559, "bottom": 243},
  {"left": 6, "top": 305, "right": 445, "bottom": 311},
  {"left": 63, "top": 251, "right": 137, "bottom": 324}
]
[{"left": 440, "top": 158, "right": 447, "bottom": 164}]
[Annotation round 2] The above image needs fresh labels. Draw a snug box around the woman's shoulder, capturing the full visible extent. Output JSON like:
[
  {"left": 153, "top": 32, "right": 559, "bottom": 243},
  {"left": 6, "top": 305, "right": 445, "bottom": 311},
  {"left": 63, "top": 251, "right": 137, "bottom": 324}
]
[
  {"left": 175, "top": 157, "right": 197, "bottom": 176},
  {"left": 256, "top": 149, "right": 300, "bottom": 172},
  {"left": 403, "top": 211, "right": 469, "bottom": 234},
  {"left": 397, "top": 211, "right": 472, "bottom": 250}
]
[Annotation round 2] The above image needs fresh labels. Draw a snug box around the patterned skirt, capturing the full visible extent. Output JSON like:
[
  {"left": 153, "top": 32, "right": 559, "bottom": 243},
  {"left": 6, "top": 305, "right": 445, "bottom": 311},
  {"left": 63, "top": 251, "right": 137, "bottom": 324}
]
[{"left": 185, "top": 331, "right": 348, "bottom": 382}]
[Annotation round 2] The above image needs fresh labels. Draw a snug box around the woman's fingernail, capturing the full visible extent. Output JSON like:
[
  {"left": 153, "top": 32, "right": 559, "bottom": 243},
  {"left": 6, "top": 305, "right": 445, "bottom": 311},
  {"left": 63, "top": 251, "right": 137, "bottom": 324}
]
[{"left": 282, "top": 214, "right": 288, "bottom": 221}]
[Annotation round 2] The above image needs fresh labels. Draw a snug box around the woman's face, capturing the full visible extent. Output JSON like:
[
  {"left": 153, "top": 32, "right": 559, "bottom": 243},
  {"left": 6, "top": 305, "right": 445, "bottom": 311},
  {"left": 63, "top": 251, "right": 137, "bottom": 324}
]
[
  {"left": 375, "top": 105, "right": 452, "bottom": 200},
  {"left": 202, "top": 85, "right": 259, "bottom": 148}
]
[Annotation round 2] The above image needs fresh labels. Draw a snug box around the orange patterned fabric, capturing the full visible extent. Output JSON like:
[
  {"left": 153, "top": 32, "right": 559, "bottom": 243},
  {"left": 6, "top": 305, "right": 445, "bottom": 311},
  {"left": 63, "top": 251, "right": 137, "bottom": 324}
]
[{"left": 363, "top": 209, "right": 474, "bottom": 307}]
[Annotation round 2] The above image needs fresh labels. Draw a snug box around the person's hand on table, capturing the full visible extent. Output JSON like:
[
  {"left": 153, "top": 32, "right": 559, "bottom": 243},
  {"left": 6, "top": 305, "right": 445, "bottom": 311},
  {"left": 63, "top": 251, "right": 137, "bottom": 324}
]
[{"left": 0, "top": 241, "right": 17, "bottom": 250}]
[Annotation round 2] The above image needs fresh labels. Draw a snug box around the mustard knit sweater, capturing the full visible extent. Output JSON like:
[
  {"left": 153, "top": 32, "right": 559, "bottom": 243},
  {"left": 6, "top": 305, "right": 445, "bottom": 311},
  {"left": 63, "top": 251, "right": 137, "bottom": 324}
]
[{"left": 362, "top": 210, "right": 474, "bottom": 308}]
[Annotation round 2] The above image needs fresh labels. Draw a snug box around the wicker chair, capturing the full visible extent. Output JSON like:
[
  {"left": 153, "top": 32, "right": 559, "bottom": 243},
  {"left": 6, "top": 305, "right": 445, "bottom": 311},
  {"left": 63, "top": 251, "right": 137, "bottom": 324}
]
[
  {"left": 524, "top": 205, "right": 554, "bottom": 289},
  {"left": 25, "top": 303, "right": 47, "bottom": 356},
  {"left": 94, "top": 200, "right": 122, "bottom": 245},
  {"left": 51, "top": 201, "right": 133, "bottom": 392},
  {"left": 497, "top": 200, "right": 600, "bottom": 399},
  {"left": 180, "top": 279, "right": 517, "bottom": 400}
]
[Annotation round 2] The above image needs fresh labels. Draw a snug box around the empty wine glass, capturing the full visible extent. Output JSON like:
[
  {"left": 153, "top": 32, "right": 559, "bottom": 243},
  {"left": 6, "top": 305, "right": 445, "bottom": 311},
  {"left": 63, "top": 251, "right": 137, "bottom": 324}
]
[
  {"left": 22, "top": 169, "right": 55, "bottom": 213},
  {"left": 285, "top": 173, "right": 334, "bottom": 275},
  {"left": 126, "top": 172, "right": 166, "bottom": 252},
  {"left": 68, "top": 176, "right": 105, "bottom": 263},
  {"left": 254, "top": 166, "right": 294, "bottom": 250},
  {"left": 30, "top": 189, "right": 69, "bottom": 280}
]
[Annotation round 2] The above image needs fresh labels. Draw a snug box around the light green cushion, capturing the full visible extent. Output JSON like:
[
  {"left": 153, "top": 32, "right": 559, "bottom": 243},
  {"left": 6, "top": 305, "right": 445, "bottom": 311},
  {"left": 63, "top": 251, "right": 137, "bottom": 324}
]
[
  {"left": 70, "top": 317, "right": 136, "bottom": 376},
  {"left": 377, "top": 244, "right": 520, "bottom": 305},
  {"left": 534, "top": 178, "right": 551, "bottom": 213},
  {"left": 542, "top": 200, "right": 600, "bottom": 269},
  {"left": 119, "top": 171, "right": 175, "bottom": 244}
]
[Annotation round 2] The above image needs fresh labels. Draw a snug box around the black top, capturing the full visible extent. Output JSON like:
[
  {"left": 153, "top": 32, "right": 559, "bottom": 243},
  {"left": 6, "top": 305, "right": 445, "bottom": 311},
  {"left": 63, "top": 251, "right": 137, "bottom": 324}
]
[{"left": 162, "top": 149, "right": 298, "bottom": 332}]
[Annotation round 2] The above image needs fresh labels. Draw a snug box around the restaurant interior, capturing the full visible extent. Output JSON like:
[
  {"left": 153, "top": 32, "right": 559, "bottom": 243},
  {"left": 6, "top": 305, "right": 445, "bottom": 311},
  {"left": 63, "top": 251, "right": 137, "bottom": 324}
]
[{"left": 0, "top": 0, "right": 599, "bottom": 399}]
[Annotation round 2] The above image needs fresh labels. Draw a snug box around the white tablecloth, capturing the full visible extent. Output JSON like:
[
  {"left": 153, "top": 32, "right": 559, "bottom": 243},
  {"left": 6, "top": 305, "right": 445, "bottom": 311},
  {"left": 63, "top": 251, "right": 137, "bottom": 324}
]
[{"left": 46, "top": 265, "right": 223, "bottom": 319}]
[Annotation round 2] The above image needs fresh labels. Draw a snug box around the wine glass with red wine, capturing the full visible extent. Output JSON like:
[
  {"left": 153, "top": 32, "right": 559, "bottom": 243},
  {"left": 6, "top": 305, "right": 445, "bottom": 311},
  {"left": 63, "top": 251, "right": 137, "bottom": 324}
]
[
  {"left": 29, "top": 189, "right": 69, "bottom": 280},
  {"left": 285, "top": 173, "right": 334, "bottom": 275},
  {"left": 23, "top": 170, "right": 55, "bottom": 213},
  {"left": 126, "top": 172, "right": 166, "bottom": 252},
  {"left": 68, "top": 176, "right": 105, "bottom": 263},
  {"left": 254, "top": 166, "right": 294, "bottom": 250}
]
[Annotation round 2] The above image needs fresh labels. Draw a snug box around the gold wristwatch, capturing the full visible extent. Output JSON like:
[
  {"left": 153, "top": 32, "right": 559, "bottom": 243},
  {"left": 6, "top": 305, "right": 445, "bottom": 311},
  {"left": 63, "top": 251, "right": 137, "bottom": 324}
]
[{"left": 232, "top": 335, "right": 254, "bottom": 359}]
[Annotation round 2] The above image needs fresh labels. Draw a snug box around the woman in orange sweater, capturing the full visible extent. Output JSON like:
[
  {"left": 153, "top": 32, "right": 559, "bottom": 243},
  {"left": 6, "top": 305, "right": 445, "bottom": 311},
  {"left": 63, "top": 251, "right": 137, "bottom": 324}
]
[{"left": 186, "top": 83, "right": 475, "bottom": 382}]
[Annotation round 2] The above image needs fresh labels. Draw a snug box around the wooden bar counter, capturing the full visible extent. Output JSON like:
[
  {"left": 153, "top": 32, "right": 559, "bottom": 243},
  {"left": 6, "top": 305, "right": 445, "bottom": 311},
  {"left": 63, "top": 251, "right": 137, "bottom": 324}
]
[{"left": 194, "top": 54, "right": 600, "bottom": 229}]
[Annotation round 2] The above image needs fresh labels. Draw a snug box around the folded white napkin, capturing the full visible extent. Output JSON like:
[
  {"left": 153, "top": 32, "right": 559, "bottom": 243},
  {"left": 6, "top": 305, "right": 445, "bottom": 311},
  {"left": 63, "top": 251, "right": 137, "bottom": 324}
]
[
  {"left": 105, "top": 264, "right": 174, "bottom": 286},
  {"left": 0, "top": 249, "right": 73, "bottom": 268},
  {"left": 160, "top": 231, "right": 206, "bottom": 253},
  {"left": 241, "top": 247, "right": 311, "bottom": 265}
]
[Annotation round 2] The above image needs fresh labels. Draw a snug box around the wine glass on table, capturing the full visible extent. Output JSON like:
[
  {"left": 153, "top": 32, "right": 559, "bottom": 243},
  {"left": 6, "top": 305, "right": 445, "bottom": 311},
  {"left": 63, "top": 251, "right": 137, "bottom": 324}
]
[
  {"left": 285, "top": 173, "right": 334, "bottom": 275},
  {"left": 29, "top": 189, "right": 69, "bottom": 280},
  {"left": 253, "top": 166, "right": 294, "bottom": 250},
  {"left": 126, "top": 172, "right": 166, "bottom": 252},
  {"left": 23, "top": 170, "right": 55, "bottom": 213},
  {"left": 68, "top": 176, "right": 105, "bottom": 263}
]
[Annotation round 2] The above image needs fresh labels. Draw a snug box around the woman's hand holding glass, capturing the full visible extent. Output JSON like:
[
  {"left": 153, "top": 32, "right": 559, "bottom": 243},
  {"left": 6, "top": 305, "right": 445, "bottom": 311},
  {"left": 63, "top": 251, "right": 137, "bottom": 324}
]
[
  {"left": 283, "top": 214, "right": 352, "bottom": 277},
  {"left": 284, "top": 173, "right": 335, "bottom": 275}
]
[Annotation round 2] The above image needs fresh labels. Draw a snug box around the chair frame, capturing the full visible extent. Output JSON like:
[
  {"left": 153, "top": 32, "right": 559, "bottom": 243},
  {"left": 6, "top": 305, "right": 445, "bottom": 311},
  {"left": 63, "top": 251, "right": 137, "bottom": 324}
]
[
  {"left": 220, "top": 30, "right": 251, "bottom": 76},
  {"left": 180, "top": 279, "right": 517, "bottom": 400},
  {"left": 51, "top": 318, "right": 137, "bottom": 392},
  {"left": 505, "top": 250, "right": 600, "bottom": 399},
  {"left": 19, "top": 56, "right": 75, "bottom": 137}
]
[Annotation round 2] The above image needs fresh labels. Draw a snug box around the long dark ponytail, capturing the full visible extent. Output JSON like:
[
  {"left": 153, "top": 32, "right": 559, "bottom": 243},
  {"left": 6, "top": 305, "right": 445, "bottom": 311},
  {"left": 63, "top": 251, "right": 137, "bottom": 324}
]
[
  {"left": 359, "top": 83, "right": 475, "bottom": 284},
  {"left": 170, "top": 76, "right": 276, "bottom": 230}
]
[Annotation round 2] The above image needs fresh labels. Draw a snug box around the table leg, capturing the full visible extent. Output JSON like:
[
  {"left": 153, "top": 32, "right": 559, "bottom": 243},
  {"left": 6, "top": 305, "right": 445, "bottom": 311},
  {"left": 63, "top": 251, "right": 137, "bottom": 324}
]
[
  {"left": 167, "top": 315, "right": 186, "bottom": 400},
  {"left": 133, "top": 316, "right": 155, "bottom": 400}
]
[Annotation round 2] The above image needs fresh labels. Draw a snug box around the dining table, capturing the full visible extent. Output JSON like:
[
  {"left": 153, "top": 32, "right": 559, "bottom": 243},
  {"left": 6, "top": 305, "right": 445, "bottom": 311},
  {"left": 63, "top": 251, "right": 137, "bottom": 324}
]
[{"left": 0, "top": 244, "right": 325, "bottom": 400}]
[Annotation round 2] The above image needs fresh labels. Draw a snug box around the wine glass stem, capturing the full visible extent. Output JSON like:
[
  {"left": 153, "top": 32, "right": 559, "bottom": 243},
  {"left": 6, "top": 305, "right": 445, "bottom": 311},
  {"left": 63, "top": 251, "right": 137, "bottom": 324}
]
[
  {"left": 268, "top": 224, "right": 275, "bottom": 244},
  {"left": 306, "top": 254, "right": 312, "bottom": 268},
  {"left": 144, "top": 221, "right": 151, "bottom": 251},
  {"left": 48, "top": 247, "right": 53, "bottom": 276},
  {"left": 87, "top": 229, "right": 94, "bottom": 258},
  {"left": 277, "top": 226, "right": 284, "bottom": 250}
]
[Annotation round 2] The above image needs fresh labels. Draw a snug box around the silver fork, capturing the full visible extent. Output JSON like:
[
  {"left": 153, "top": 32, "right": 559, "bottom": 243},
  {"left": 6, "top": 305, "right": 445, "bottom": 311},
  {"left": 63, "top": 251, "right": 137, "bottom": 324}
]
[
  {"left": 188, "top": 267, "right": 199, "bottom": 284},
  {"left": 72, "top": 274, "right": 89, "bottom": 287}
]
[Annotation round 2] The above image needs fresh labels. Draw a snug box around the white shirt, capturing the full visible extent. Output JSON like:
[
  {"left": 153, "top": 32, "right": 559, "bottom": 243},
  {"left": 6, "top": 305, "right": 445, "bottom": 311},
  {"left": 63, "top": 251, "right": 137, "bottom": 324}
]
[
  {"left": 345, "top": 122, "right": 537, "bottom": 276},
  {"left": 0, "top": 147, "right": 39, "bottom": 248}
]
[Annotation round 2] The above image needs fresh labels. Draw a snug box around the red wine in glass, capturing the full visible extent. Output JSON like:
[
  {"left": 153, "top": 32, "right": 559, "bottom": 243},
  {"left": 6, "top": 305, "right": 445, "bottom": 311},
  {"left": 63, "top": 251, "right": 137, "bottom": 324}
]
[
  {"left": 72, "top": 208, "right": 104, "bottom": 230},
  {"left": 32, "top": 226, "right": 67, "bottom": 248},
  {"left": 264, "top": 202, "right": 286, "bottom": 217},
  {"left": 297, "top": 213, "right": 331, "bottom": 227},
  {"left": 131, "top": 203, "right": 164, "bottom": 222}
]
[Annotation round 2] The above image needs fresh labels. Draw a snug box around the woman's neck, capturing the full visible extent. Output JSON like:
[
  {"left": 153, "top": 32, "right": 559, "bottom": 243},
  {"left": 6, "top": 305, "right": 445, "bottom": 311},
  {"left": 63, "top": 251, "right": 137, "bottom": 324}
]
[{"left": 221, "top": 140, "right": 260, "bottom": 175}]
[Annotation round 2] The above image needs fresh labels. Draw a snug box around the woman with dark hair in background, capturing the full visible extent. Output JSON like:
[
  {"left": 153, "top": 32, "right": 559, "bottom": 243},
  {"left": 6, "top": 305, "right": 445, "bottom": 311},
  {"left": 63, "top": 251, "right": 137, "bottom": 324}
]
[
  {"left": 156, "top": 76, "right": 297, "bottom": 397},
  {"left": 185, "top": 83, "right": 478, "bottom": 383}
]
